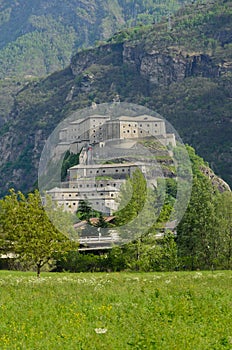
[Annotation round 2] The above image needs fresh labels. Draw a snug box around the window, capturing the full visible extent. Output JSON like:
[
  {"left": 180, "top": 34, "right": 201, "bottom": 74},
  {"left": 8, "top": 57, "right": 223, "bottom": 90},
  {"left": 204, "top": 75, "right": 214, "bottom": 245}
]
[
  {"left": 147, "top": 124, "right": 150, "bottom": 127},
  {"left": 133, "top": 130, "right": 136, "bottom": 133},
  {"left": 115, "top": 169, "right": 118, "bottom": 172},
  {"left": 127, "top": 130, "right": 130, "bottom": 133},
  {"left": 122, "top": 169, "right": 125, "bottom": 172},
  {"left": 69, "top": 194, "right": 72, "bottom": 197},
  {"left": 103, "top": 170, "right": 105, "bottom": 173},
  {"left": 140, "top": 131, "right": 143, "bottom": 133},
  {"left": 111, "top": 194, "right": 114, "bottom": 197}
]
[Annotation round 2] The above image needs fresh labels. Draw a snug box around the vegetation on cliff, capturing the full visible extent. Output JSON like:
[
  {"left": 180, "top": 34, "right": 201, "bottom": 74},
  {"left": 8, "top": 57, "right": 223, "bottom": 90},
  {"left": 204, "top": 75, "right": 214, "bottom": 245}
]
[
  {"left": 0, "top": 0, "right": 187, "bottom": 79},
  {"left": 0, "top": 0, "right": 231, "bottom": 196}
]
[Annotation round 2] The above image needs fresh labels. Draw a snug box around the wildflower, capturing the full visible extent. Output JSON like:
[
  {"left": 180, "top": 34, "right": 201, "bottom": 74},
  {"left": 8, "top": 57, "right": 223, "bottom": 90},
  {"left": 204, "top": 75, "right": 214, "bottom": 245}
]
[{"left": 94, "top": 328, "right": 108, "bottom": 334}]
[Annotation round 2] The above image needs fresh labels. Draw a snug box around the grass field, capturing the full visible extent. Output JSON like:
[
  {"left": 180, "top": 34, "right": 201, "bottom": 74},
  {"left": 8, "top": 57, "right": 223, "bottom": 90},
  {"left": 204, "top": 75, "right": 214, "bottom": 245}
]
[{"left": 0, "top": 270, "right": 231, "bottom": 349}]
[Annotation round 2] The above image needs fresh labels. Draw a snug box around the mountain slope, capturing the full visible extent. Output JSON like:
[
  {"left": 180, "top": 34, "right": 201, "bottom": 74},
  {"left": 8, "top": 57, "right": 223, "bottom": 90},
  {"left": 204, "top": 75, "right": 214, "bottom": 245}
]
[
  {"left": 0, "top": 0, "right": 231, "bottom": 196},
  {"left": 0, "top": 0, "right": 186, "bottom": 78}
]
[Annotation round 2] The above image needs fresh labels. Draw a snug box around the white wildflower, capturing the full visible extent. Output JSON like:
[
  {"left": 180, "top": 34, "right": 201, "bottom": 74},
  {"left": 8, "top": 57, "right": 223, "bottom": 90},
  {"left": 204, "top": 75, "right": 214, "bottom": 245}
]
[{"left": 94, "top": 328, "right": 108, "bottom": 334}]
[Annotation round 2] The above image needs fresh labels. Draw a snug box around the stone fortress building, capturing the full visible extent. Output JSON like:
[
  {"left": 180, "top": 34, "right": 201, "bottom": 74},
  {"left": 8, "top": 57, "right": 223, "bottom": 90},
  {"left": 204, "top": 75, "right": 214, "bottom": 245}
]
[
  {"left": 58, "top": 114, "right": 176, "bottom": 153},
  {"left": 47, "top": 114, "right": 176, "bottom": 215}
]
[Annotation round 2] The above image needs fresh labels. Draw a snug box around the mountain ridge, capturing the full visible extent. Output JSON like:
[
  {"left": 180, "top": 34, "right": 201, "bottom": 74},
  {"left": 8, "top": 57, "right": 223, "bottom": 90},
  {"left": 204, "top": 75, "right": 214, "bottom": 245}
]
[
  {"left": 0, "top": 0, "right": 186, "bottom": 78},
  {"left": 0, "top": 0, "right": 231, "bottom": 195}
]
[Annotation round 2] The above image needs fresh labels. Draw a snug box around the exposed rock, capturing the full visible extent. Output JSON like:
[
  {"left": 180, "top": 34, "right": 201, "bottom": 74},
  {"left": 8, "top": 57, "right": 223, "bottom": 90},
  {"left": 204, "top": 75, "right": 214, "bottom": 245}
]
[
  {"left": 200, "top": 166, "right": 231, "bottom": 192},
  {"left": 70, "top": 43, "right": 124, "bottom": 76}
]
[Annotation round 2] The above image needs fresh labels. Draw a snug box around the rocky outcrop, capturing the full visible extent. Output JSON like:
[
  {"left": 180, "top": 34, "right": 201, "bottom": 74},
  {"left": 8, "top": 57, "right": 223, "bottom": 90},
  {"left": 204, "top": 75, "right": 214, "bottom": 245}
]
[
  {"left": 70, "top": 43, "right": 124, "bottom": 76},
  {"left": 200, "top": 166, "right": 231, "bottom": 192},
  {"left": 71, "top": 41, "right": 221, "bottom": 87}
]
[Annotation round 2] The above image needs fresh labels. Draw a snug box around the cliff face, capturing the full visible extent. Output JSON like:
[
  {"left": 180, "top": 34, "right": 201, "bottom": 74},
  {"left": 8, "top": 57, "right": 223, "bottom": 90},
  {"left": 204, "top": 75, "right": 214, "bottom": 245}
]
[
  {"left": 0, "top": 0, "right": 187, "bottom": 79},
  {"left": 71, "top": 42, "right": 223, "bottom": 87},
  {"left": 0, "top": 0, "right": 231, "bottom": 196}
]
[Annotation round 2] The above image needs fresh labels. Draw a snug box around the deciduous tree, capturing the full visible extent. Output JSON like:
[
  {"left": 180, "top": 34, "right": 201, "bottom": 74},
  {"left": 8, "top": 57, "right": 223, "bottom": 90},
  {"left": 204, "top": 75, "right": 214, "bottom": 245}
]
[{"left": 0, "top": 189, "right": 77, "bottom": 277}]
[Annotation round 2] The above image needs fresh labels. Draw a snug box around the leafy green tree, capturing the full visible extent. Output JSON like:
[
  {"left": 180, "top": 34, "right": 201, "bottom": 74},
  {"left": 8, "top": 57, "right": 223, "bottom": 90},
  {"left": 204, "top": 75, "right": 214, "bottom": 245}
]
[
  {"left": 177, "top": 175, "right": 216, "bottom": 270},
  {"left": 0, "top": 189, "right": 77, "bottom": 277},
  {"left": 44, "top": 194, "right": 79, "bottom": 241},
  {"left": 213, "top": 191, "right": 232, "bottom": 269},
  {"left": 114, "top": 168, "right": 147, "bottom": 225},
  {"left": 114, "top": 169, "right": 158, "bottom": 238},
  {"left": 117, "top": 232, "right": 178, "bottom": 272}
]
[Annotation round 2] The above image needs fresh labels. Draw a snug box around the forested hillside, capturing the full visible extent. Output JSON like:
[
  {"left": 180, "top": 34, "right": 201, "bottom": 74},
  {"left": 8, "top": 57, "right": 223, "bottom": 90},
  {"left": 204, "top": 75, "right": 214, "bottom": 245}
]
[
  {"left": 0, "top": 0, "right": 231, "bottom": 196},
  {"left": 0, "top": 0, "right": 186, "bottom": 78}
]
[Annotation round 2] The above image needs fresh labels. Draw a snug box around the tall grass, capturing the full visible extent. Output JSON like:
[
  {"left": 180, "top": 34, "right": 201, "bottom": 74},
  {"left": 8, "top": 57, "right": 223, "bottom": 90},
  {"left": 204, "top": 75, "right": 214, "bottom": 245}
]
[{"left": 0, "top": 271, "right": 231, "bottom": 349}]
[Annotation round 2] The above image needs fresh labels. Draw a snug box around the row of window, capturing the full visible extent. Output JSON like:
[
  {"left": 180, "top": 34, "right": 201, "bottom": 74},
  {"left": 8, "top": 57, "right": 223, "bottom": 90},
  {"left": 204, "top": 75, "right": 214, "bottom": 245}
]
[
  {"left": 122, "top": 123, "right": 158, "bottom": 128},
  {"left": 65, "top": 192, "right": 115, "bottom": 198},
  {"left": 65, "top": 199, "right": 112, "bottom": 206},
  {"left": 71, "top": 169, "right": 129, "bottom": 177},
  {"left": 72, "top": 183, "right": 118, "bottom": 188},
  {"left": 123, "top": 130, "right": 160, "bottom": 134},
  {"left": 89, "top": 168, "right": 129, "bottom": 174}
]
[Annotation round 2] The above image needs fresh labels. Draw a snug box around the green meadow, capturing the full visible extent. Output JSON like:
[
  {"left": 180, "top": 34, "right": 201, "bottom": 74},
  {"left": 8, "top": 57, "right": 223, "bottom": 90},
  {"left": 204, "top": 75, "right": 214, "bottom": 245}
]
[{"left": 0, "top": 271, "right": 231, "bottom": 350}]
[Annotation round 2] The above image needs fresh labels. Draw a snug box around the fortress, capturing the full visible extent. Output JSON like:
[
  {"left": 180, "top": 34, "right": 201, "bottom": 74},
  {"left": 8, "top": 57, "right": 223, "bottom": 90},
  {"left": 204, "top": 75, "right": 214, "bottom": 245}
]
[
  {"left": 47, "top": 114, "right": 176, "bottom": 215},
  {"left": 57, "top": 114, "right": 176, "bottom": 153}
]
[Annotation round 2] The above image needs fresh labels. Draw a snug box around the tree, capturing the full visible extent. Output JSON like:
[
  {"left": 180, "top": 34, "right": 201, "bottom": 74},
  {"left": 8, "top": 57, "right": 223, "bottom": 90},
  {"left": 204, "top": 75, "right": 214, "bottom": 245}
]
[
  {"left": 213, "top": 191, "right": 232, "bottom": 269},
  {"left": 76, "top": 199, "right": 100, "bottom": 221},
  {"left": 0, "top": 189, "right": 77, "bottom": 277},
  {"left": 94, "top": 212, "right": 108, "bottom": 228},
  {"left": 176, "top": 175, "right": 217, "bottom": 270},
  {"left": 114, "top": 168, "right": 157, "bottom": 239}
]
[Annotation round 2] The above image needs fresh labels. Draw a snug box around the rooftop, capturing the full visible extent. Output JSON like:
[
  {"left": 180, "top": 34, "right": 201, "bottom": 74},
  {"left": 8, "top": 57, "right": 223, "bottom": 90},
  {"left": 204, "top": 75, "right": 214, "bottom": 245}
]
[
  {"left": 69, "top": 162, "right": 137, "bottom": 170},
  {"left": 118, "top": 115, "right": 163, "bottom": 122}
]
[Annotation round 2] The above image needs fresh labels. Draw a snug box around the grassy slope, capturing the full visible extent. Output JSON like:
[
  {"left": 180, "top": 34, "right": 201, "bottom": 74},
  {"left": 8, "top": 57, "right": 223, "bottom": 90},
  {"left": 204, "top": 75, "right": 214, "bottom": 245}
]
[{"left": 0, "top": 271, "right": 231, "bottom": 349}]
